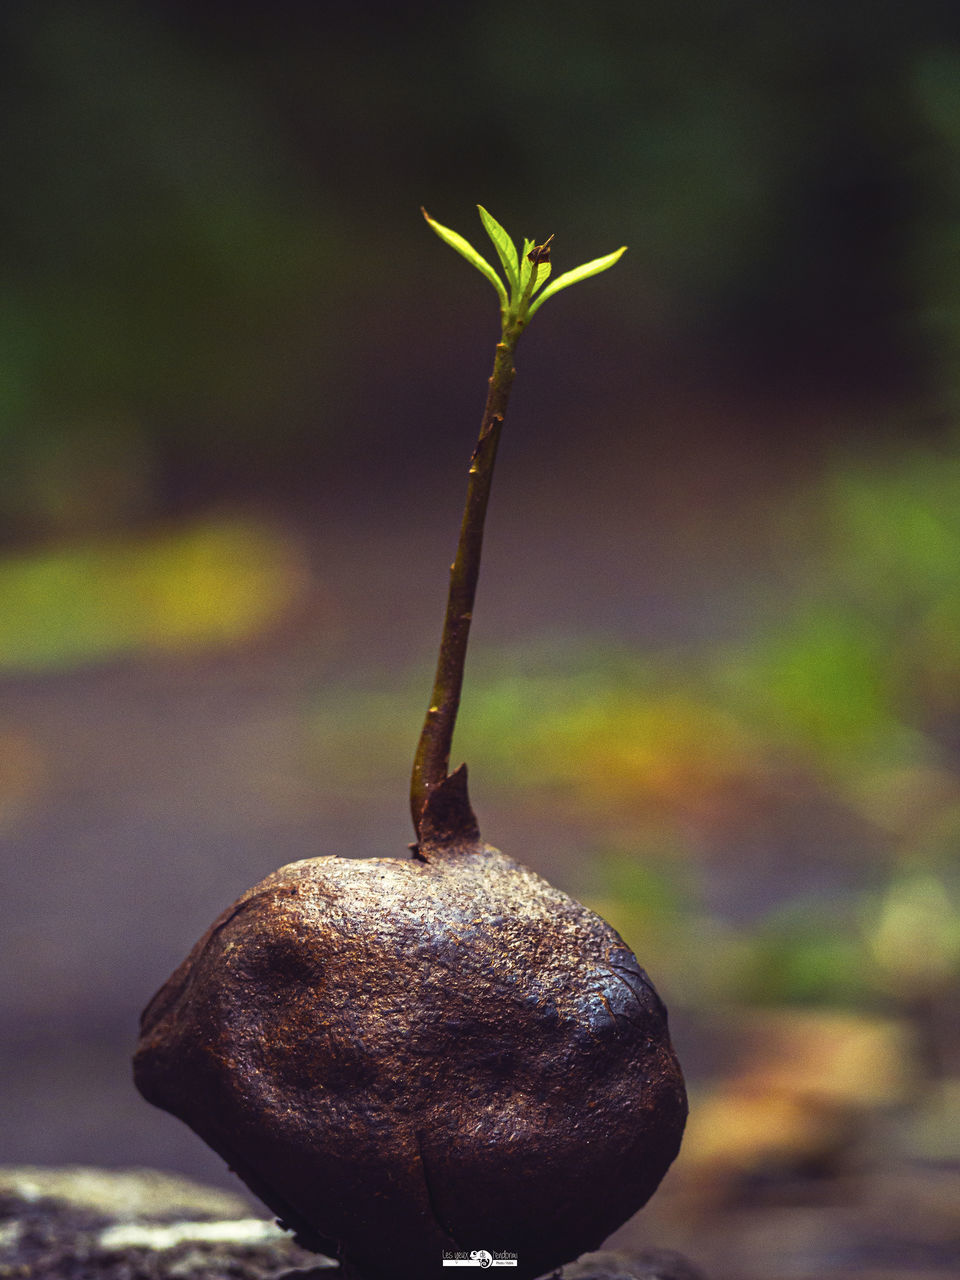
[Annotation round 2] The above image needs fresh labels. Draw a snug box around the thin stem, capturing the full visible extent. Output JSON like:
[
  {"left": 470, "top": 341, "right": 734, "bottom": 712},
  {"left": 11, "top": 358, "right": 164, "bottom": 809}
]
[{"left": 409, "top": 298, "right": 536, "bottom": 838}]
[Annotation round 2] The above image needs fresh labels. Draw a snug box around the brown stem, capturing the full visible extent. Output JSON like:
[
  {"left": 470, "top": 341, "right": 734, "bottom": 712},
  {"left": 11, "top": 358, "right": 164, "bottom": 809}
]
[{"left": 409, "top": 319, "right": 526, "bottom": 839}]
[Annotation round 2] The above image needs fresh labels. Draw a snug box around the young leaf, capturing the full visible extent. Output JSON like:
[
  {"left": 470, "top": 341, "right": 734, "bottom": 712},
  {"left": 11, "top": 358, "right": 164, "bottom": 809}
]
[
  {"left": 518, "top": 238, "right": 535, "bottom": 293},
  {"left": 531, "top": 261, "right": 551, "bottom": 293},
  {"left": 422, "top": 207, "right": 508, "bottom": 309},
  {"left": 477, "top": 206, "right": 519, "bottom": 295},
  {"left": 526, "top": 246, "right": 627, "bottom": 318}
]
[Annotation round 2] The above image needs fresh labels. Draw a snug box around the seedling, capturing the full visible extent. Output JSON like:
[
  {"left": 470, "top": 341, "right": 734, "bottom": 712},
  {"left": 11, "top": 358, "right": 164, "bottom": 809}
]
[
  {"left": 135, "top": 209, "right": 685, "bottom": 1280},
  {"left": 411, "top": 207, "right": 626, "bottom": 840}
]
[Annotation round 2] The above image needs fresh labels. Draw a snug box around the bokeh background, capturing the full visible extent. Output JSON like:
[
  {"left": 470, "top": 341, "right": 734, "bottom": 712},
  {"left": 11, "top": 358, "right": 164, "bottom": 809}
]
[{"left": 2, "top": 2, "right": 960, "bottom": 1277}]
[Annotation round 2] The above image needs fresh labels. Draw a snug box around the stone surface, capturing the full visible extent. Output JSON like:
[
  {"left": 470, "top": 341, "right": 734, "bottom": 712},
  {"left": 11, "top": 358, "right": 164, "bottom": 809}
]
[
  {"left": 561, "top": 1250, "right": 706, "bottom": 1280},
  {"left": 0, "top": 1168, "right": 705, "bottom": 1280},
  {"left": 0, "top": 1165, "right": 325, "bottom": 1279},
  {"left": 134, "top": 782, "right": 686, "bottom": 1280}
]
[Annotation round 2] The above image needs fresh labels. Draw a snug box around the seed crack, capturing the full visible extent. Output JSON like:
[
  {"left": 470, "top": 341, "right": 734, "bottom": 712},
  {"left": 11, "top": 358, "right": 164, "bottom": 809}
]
[{"left": 417, "top": 1131, "right": 458, "bottom": 1246}]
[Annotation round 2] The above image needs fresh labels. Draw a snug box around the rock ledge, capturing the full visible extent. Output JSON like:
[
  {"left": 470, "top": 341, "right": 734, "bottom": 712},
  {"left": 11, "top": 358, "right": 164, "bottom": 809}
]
[{"left": 0, "top": 1167, "right": 704, "bottom": 1280}]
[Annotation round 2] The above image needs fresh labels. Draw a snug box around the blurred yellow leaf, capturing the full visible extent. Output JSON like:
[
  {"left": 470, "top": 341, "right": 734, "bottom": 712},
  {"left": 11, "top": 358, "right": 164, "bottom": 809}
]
[
  {"left": 733, "top": 1008, "right": 917, "bottom": 1106},
  {"left": 867, "top": 871, "right": 960, "bottom": 994},
  {"left": 680, "top": 1084, "right": 840, "bottom": 1172},
  {"left": 677, "top": 1009, "right": 918, "bottom": 1192},
  {"left": 0, "top": 518, "right": 309, "bottom": 671}
]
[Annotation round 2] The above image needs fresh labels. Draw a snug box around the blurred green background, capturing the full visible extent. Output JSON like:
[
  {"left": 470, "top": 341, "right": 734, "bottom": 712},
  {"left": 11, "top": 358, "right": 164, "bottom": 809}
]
[{"left": 2, "top": 2, "right": 960, "bottom": 1277}]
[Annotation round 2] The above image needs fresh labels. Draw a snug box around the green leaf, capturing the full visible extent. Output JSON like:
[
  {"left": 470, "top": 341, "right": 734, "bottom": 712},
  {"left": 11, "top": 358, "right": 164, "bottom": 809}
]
[
  {"left": 518, "top": 238, "right": 535, "bottom": 293},
  {"left": 531, "top": 261, "right": 551, "bottom": 293},
  {"left": 526, "top": 246, "right": 627, "bottom": 318},
  {"left": 477, "top": 206, "right": 519, "bottom": 295},
  {"left": 422, "top": 207, "right": 508, "bottom": 309}
]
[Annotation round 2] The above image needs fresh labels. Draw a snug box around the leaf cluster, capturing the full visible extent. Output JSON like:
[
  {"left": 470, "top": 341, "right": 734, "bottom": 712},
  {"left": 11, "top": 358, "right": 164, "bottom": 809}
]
[{"left": 421, "top": 205, "right": 626, "bottom": 328}]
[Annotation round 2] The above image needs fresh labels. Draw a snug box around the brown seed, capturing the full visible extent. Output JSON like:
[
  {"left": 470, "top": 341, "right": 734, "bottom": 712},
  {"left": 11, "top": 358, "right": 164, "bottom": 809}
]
[{"left": 134, "top": 777, "right": 686, "bottom": 1280}]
